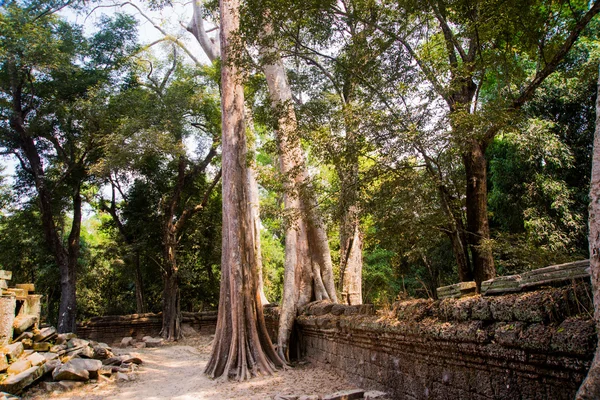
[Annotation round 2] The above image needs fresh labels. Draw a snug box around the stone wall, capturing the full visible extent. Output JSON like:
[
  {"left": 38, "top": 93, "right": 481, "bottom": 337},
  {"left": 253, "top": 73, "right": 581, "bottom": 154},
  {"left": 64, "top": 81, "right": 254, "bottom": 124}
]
[
  {"left": 266, "top": 282, "right": 595, "bottom": 400},
  {"left": 76, "top": 311, "right": 217, "bottom": 344}
]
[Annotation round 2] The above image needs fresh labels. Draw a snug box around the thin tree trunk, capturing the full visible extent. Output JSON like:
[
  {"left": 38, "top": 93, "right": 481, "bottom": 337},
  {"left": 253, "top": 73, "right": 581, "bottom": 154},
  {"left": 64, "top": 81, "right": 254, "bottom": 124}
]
[
  {"left": 16, "top": 131, "right": 77, "bottom": 332},
  {"left": 576, "top": 64, "right": 600, "bottom": 399},
  {"left": 338, "top": 102, "right": 363, "bottom": 305},
  {"left": 134, "top": 250, "right": 146, "bottom": 314},
  {"left": 463, "top": 139, "right": 495, "bottom": 288},
  {"left": 205, "top": 0, "right": 284, "bottom": 378},
  {"left": 160, "top": 224, "right": 182, "bottom": 340}
]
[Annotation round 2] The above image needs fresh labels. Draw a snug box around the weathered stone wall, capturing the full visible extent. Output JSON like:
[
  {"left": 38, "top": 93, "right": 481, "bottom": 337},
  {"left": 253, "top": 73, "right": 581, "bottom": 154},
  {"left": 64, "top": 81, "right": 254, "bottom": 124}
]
[
  {"left": 76, "top": 311, "right": 217, "bottom": 344},
  {"left": 266, "top": 282, "right": 595, "bottom": 400}
]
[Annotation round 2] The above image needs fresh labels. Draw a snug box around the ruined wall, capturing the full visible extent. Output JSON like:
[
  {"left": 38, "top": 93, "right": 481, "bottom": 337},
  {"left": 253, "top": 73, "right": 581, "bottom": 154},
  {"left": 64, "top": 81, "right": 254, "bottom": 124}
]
[
  {"left": 291, "top": 283, "right": 595, "bottom": 400},
  {"left": 76, "top": 311, "right": 217, "bottom": 344},
  {"left": 263, "top": 282, "right": 595, "bottom": 400}
]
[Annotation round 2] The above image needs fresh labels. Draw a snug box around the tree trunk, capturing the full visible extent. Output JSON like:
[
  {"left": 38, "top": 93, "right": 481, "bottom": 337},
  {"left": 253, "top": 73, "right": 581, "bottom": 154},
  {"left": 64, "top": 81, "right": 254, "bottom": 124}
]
[
  {"left": 134, "top": 250, "right": 146, "bottom": 314},
  {"left": 338, "top": 102, "right": 363, "bottom": 305},
  {"left": 463, "top": 139, "right": 495, "bottom": 289},
  {"left": 576, "top": 64, "right": 600, "bottom": 399},
  {"left": 246, "top": 106, "right": 270, "bottom": 305},
  {"left": 16, "top": 132, "right": 77, "bottom": 332},
  {"left": 261, "top": 42, "right": 338, "bottom": 361},
  {"left": 161, "top": 226, "right": 182, "bottom": 340},
  {"left": 205, "top": 0, "right": 285, "bottom": 379}
]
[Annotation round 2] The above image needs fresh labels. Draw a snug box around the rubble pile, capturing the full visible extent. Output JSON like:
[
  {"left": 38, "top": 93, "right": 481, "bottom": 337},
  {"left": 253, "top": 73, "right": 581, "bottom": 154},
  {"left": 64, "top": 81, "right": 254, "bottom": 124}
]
[{"left": 0, "top": 270, "right": 142, "bottom": 397}]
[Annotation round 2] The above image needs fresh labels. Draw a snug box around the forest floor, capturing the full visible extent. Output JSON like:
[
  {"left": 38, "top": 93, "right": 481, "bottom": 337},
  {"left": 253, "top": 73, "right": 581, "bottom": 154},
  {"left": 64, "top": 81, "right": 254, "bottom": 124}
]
[{"left": 22, "top": 332, "right": 359, "bottom": 400}]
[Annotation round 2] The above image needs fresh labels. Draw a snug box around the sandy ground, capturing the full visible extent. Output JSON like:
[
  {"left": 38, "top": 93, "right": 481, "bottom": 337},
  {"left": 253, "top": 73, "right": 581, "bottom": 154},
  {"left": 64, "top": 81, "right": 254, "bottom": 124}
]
[{"left": 23, "top": 334, "right": 359, "bottom": 400}]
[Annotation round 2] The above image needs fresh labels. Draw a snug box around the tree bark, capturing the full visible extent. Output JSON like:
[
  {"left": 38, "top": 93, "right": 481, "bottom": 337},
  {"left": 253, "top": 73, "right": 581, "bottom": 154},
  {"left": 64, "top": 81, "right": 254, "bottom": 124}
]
[
  {"left": 160, "top": 226, "right": 181, "bottom": 340},
  {"left": 134, "top": 250, "right": 146, "bottom": 314},
  {"left": 338, "top": 100, "right": 363, "bottom": 305},
  {"left": 463, "top": 139, "right": 495, "bottom": 288},
  {"left": 261, "top": 41, "right": 338, "bottom": 361},
  {"left": 576, "top": 64, "right": 600, "bottom": 399},
  {"left": 205, "top": 0, "right": 285, "bottom": 379}
]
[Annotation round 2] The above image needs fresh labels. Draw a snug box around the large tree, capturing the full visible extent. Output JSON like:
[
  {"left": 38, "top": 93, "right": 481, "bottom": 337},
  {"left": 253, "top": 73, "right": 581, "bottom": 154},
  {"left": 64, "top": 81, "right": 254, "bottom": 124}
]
[
  {"left": 204, "top": 0, "right": 284, "bottom": 379},
  {"left": 0, "top": 3, "right": 136, "bottom": 332},
  {"left": 576, "top": 64, "right": 600, "bottom": 399}
]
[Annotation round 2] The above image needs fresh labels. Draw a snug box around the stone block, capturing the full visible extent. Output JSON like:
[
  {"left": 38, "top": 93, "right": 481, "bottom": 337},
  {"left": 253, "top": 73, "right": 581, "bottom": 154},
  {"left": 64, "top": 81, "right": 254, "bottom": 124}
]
[
  {"left": 7, "top": 359, "right": 32, "bottom": 375},
  {"left": 1, "top": 343, "right": 24, "bottom": 362},
  {"left": 33, "top": 326, "right": 57, "bottom": 342},
  {"left": 482, "top": 275, "right": 522, "bottom": 296},
  {"left": 25, "top": 352, "right": 46, "bottom": 367},
  {"left": 0, "top": 280, "right": 7, "bottom": 289},
  {"left": 13, "top": 315, "right": 38, "bottom": 335},
  {"left": 120, "top": 337, "right": 133, "bottom": 348},
  {"left": 0, "top": 296, "right": 16, "bottom": 347},
  {"left": 0, "top": 271, "right": 11, "bottom": 280},
  {"left": 436, "top": 281, "right": 477, "bottom": 299},
  {"left": 520, "top": 260, "right": 590, "bottom": 289},
  {"left": 0, "top": 355, "right": 7, "bottom": 373},
  {"left": 4, "top": 288, "right": 26, "bottom": 298},
  {"left": 143, "top": 337, "right": 163, "bottom": 347},
  {"left": 15, "top": 284, "right": 34, "bottom": 293},
  {"left": 0, "top": 366, "right": 43, "bottom": 394},
  {"left": 33, "top": 342, "right": 51, "bottom": 352},
  {"left": 20, "top": 295, "right": 42, "bottom": 323},
  {"left": 55, "top": 332, "right": 77, "bottom": 345}
]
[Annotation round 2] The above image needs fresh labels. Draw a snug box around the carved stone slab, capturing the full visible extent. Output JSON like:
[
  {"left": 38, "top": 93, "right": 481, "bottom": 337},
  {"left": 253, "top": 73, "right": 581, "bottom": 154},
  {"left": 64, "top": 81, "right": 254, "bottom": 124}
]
[{"left": 436, "top": 281, "right": 477, "bottom": 299}]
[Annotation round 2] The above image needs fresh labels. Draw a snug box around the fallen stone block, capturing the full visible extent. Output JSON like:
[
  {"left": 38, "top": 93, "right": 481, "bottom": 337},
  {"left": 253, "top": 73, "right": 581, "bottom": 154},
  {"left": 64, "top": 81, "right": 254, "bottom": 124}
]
[
  {"left": 33, "top": 327, "right": 57, "bottom": 342},
  {"left": 0, "top": 365, "right": 43, "bottom": 394},
  {"left": 143, "top": 337, "right": 163, "bottom": 348},
  {"left": 25, "top": 352, "right": 46, "bottom": 367},
  {"left": 121, "top": 356, "right": 142, "bottom": 365},
  {"left": 42, "top": 359, "right": 61, "bottom": 375},
  {"left": 40, "top": 352, "right": 59, "bottom": 362},
  {"left": 0, "top": 392, "right": 20, "bottom": 400},
  {"left": 0, "top": 355, "right": 7, "bottom": 373},
  {"left": 92, "top": 346, "right": 113, "bottom": 360},
  {"left": 33, "top": 342, "right": 51, "bottom": 352},
  {"left": 437, "top": 281, "right": 477, "bottom": 299},
  {"left": 7, "top": 359, "right": 32, "bottom": 375},
  {"left": 50, "top": 344, "right": 67, "bottom": 353},
  {"left": 21, "top": 339, "right": 32, "bottom": 350},
  {"left": 13, "top": 315, "right": 38, "bottom": 335},
  {"left": 13, "top": 332, "right": 33, "bottom": 342},
  {"left": 1, "top": 343, "right": 24, "bottom": 362},
  {"left": 322, "top": 389, "right": 365, "bottom": 400},
  {"left": 134, "top": 342, "right": 146, "bottom": 349},
  {"left": 0, "top": 271, "right": 11, "bottom": 281},
  {"left": 120, "top": 337, "right": 133, "bottom": 348},
  {"left": 55, "top": 333, "right": 77, "bottom": 345},
  {"left": 52, "top": 362, "right": 89, "bottom": 381}
]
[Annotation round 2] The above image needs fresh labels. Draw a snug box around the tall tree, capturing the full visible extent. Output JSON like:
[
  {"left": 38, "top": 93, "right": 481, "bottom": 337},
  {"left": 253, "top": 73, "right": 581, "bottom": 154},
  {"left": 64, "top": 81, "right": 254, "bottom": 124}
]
[
  {"left": 189, "top": 1, "right": 339, "bottom": 359},
  {"left": 576, "top": 64, "right": 600, "bottom": 400},
  {"left": 0, "top": 4, "right": 136, "bottom": 332},
  {"left": 205, "top": 0, "right": 284, "bottom": 379},
  {"left": 355, "top": 0, "right": 600, "bottom": 287}
]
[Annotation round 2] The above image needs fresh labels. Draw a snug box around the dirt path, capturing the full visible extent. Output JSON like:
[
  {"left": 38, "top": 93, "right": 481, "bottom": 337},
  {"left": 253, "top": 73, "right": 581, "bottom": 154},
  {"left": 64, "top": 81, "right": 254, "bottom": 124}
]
[{"left": 24, "top": 334, "right": 359, "bottom": 400}]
